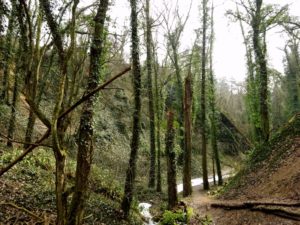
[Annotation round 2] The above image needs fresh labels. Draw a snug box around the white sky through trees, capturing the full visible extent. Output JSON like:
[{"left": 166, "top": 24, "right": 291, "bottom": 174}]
[{"left": 80, "top": 0, "right": 300, "bottom": 83}]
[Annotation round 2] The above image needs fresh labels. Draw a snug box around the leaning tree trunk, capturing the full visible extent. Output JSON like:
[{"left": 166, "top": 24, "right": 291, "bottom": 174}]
[
  {"left": 183, "top": 74, "right": 192, "bottom": 197},
  {"left": 145, "top": 0, "right": 156, "bottom": 188},
  {"left": 166, "top": 109, "right": 178, "bottom": 209},
  {"left": 67, "top": 1, "right": 109, "bottom": 224},
  {"left": 121, "top": 0, "right": 142, "bottom": 218}
]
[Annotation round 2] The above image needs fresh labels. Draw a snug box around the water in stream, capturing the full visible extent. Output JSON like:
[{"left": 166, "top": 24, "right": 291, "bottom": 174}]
[
  {"left": 138, "top": 202, "right": 157, "bottom": 225},
  {"left": 139, "top": 172, "right": 233, "bottom": 225}
]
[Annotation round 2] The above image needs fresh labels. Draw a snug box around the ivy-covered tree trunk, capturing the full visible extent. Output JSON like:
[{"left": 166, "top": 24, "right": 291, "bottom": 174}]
[
  {"left": 7, "top": 65, "right": 19, "bottom": 147},
  {"left": 153, "top": 49, "right": 162, "bottom": 192},
  {"left": 145, "top": 0, "right": 156, "bottom": 188},
  {"left": 67, "top": 1, "right": 109, "bottom": 224},
  {"left": 166, "top": 109, "right": 178, "bottom": 209},
  {"left": 7, "top": 0, "right": 27, "bottom": 147},
  {"left": 183, "top": 74, "right": 192, "bottom": 196},
  {"left": 172, "top": 48, "right": 185, "bottom": 166},
  {"left": 252, "top": 0, "right": 269, "bottom": 144},
  {"left": 39, "top": 0, "right": 71, "bottom": 224},
  {"left": 121, "top": 0, "right": 142, "bottom": 218},
  {"left": 201, "top": 0, "right": 209, "bottom": 190},
  {"left": 24, "top": 10, "right": 43, "bottom": 149},
  {"left": 1, "top": 1, "right": 15, "bottom": 104}
]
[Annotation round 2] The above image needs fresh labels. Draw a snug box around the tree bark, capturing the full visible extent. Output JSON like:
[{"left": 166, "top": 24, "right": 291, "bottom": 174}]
[
  {"left": 183, "top": 74, "right": 192, "bottom": 196},
  {"left": 145, "top": 0, "right": 156, "bottom": 189},
  {"left": 166, "top": 109, "right": 178, "bottom": 209},
  {"left": 252, "top": 0, "right": 269, "bottom": 144},
  {"left": 153, "top": 46, "right": 162, "bottom": 192},
  {"left": 121, "top": 0, "right": 142, "bottom": 218}
]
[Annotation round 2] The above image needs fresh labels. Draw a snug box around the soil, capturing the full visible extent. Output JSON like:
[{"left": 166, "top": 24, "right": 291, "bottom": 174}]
[{"left": 185, "top": 134, "right": 300, "bottom": 225}]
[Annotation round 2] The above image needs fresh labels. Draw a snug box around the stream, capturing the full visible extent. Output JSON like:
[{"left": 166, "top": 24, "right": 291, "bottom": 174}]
[{"left": 139, "top": 172, "right": 233, "bottom": 225}]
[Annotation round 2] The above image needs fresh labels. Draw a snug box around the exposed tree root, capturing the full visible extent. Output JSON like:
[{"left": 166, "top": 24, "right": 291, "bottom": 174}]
[{"left": 211, "top": 201, "right": 300, "bottom": 221}]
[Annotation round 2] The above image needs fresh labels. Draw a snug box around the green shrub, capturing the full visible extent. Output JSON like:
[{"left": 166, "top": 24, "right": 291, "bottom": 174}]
[{"left": 159, "top": 207, "right": 193, "bottom": 225}]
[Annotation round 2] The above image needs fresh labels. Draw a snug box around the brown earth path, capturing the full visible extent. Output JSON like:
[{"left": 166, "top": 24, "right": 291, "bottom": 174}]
[{"left": 184, "top": 184, "right": 300, "bottom": 225}]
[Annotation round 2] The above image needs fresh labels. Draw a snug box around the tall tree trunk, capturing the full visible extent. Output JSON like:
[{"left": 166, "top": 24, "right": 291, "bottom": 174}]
[
  {"left": 67, "top": 1, "right": 109, "bottom": 224},
  {"left": 201, "top": 0, "right": 209, "bottom": 190},
  {"left": 153, "top": 48, "right": 162, "bottom": 192},
  {"left": 252, "top": 0, "right": 269, "bottom": 144},
  {"left": 166, "top": 109, "right": 178, "bottom": 209},
  {"left": 208, "top": 4, "right": 222, "bottom": 185},
  {"left": 172, "top": 47, "right": 185, "bottom": 166},
  {"left": 121, "top": 0, "right": 142, "bottom": 218},
  {"left": 236, "top": 5, "right": 260, "bottom": 143},
  {"left": 183, "top": 74, "right": 192, "bottom": 197},
  {"left": 24, "top": 10, "right": 43, "bottom": 149},
  {"left": 145, "top": 0, "right": 156, "bottom": 188},
  {"left": 39, "top": 0, "right": 71, "bottom": 224},
  {"left": 7, "top": 67, "right": 19, "bottom": 147},
  {"left": 1, "top": 1, "right": 15, "bottom": 104}
]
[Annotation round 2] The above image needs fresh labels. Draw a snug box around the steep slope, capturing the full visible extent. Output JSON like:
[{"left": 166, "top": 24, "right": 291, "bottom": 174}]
[
  {"left": 212, "top": 113, "right": 300, "bottom": 224},
  {"left": 187, "top": 114, "right": 300, "bottom": 225}
]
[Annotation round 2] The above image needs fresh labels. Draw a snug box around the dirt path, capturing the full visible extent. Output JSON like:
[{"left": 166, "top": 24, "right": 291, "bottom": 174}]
[{"left": 184, "top": 186, "right": 300, "bottom": 225}]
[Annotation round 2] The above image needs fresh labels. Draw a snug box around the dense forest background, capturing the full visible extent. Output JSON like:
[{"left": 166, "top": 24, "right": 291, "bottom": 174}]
[{"left": 0, "top": 0, "right": 299, "bottom": 224}]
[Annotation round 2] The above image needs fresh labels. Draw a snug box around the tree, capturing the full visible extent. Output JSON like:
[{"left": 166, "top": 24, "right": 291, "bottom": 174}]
[
  {"left": 163, "top": 1, "right": 191, "bottom": 165},
  {"left": 231, "top": 0, "right": 288, "bottom": 145},
  {"left": 200, "top": 0, "right": 209, "bottom": 190},
  {"left": 183, "top": 73, "right": 192, "bottom": 196},
  {"left": 284, "top": 41, "right": 300, "bottom": 117},
  {"left": 152, "top": 40, "right": 163, "bottom": 192},
  {"left": 145, "top": 0, "right": 156, "bottom": 189},
  {"left": 208, "top": 4, "right": 222, "bottom": 185},
  {"left": 67, "top": 1, "right": 109, "bottom": 224},
  {"left": 1, "top": 0, "right": 15, "bottom": 105},
  {"left": 252, "top": 0, "right": 269, "bottom": 144},
  {"left": 121, "top": 0, "right": 142, "bottom": 218},
  {"left": 165, "top": 85, "right": 178, "bottom": 209}
]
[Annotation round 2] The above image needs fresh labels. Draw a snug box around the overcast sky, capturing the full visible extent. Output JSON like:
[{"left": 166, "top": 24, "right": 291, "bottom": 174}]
[{"left": 80, "top": 0, "right": 300, "bottom": 83}]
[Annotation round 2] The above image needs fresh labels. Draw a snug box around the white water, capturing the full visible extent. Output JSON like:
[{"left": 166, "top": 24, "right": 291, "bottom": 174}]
[
  {"left": 139, "top": 171, "right": 234, "bottom": 225},
  {"left": 138, "top": 202, "right": 157, "bottom": 225}
]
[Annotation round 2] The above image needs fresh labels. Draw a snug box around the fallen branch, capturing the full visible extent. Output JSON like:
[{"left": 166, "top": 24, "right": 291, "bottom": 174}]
[
  {"left": 252, "top": 205, "right": 300, "bottom": 221},
  {"left": 211, "top": 201, "right": 300, "bottom": 209},
  {"left": 0, "top": 201, "right": 44, "bottom": 221},
  {"left": 0, "top": 129, "right": 51, "bottom": 176},
  {"left": 211, "top": 201, "right": 300, "bottom": 221},
  {"left": 0, "top": 132, "right": 52, "bottom": 148}
]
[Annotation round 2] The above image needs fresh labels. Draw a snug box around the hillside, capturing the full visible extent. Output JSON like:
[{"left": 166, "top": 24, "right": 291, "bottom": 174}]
[{"left": 187, "top": 113, "right": 300, "bottom": 225}]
